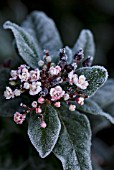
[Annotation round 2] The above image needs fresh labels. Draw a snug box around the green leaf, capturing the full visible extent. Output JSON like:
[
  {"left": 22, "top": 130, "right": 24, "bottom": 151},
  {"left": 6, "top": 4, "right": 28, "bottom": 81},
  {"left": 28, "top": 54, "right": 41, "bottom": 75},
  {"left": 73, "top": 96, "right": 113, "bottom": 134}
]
[
  {"left": 3, "top": 21, "right": 41, "bottom": 69},
  {"left": 28, "top": 105, "right": 61, "bottom": 158},
  {"left": 22, "top": 11, "right": 63, "bottom": 61},
  {"left": 53, "top": 103, "right": 92, "bottom": 170},
  {"left": 91, "top": 79, "right": 114, "bottom": 109},
  {"left": 0, "top": 68, "right": 21, "bottom": 117},
  {"left": 76, "top": 66, "right": 108, "bottom": 96},
  {"left": 72, "top": 29, "right": 95, "bottom": 62},
  {"left": 77, "top": 99, "right": 114, "bottom": 124}
]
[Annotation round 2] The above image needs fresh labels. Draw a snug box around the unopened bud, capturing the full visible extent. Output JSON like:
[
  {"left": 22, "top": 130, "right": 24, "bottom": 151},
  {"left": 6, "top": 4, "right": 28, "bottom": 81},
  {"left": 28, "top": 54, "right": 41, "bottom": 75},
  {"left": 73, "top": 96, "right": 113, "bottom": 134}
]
[
  {"left": 40, "top": 121, "right": 47, "bottom": 128},
  {"left": 74, "top": 48, "right": 84, "bottom": 63},
  {"left": 82, "top": 56, "right": 93, "bottom": 67}
]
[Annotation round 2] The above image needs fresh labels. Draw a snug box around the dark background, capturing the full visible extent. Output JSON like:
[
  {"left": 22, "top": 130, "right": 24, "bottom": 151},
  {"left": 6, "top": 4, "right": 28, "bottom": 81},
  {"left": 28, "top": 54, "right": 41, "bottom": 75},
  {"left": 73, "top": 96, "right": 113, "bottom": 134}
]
[
  {"left": 0, "top": 0, "right": 114, "bottom": 169},
  {"left": 1, "top": 0, "right": 114, "bottom": 75}
]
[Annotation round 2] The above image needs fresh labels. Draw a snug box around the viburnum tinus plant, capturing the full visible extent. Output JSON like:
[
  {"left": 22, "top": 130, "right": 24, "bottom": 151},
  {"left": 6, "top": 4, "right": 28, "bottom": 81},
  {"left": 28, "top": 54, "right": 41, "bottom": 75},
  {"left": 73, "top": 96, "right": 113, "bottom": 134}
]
[{"left": 2, "top": 11, "right": 114, "bottom": 170}]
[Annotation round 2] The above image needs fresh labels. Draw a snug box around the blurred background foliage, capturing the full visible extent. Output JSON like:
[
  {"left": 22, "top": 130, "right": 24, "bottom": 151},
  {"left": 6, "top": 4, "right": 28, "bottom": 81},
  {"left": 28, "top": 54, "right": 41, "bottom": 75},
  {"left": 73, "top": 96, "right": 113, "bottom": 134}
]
[{"left": 0, "top": 0, "right": 114, "bottom": 169}]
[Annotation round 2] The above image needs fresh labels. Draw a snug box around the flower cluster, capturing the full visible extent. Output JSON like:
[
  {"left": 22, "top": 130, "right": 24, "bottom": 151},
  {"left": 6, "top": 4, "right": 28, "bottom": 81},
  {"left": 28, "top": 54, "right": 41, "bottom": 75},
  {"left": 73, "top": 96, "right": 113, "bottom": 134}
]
[{"left": 4, "top": 49, "right": 89, "bottom": 128}]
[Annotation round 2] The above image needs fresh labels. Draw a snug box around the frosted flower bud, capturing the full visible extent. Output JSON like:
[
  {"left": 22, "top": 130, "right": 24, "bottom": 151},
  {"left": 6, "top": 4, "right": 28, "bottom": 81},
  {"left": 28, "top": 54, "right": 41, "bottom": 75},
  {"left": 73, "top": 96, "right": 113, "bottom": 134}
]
[
  {"left": 64, "top": 93, "right": 70, "bottom": 101},
  {"left": 69, "top": 104, "right": 76, "bottom": 111},
  {"left": 38, "top": 60, "right": 44, "bottom": 67},
  {"left": 50, "top": 86, "right": 65, "bottom": 101},
  {"left": 31, "top": 101, "right": 37, "bottom": 108},
  {"left": 38, "top": 97, "right": 45, "bottom": 104},
  {"left": 9, "top": 81, "right": 16, "bottom": 86},
  {"left": 23, "top": 82, "right": 30, "bottom": 89},
  {"left": 43, "top": 65, "right": 47, "bottom": 70},
  {"left": 14, "top": 89, "right": 21, "bottom": 96},
  {"left": 76, "top": 97, "right": 84, "bottom": 105},
  {"left": 36, "top": 107, "right": 42, "bottom": 113},
  {"left": 40, "top": 121, "right": 47, "bottom": 128},
  {"left": 46, "top": 56, "right": 51, "bottom": 62},
  {"left": 9, "top": 70, "right": 17, "bottom": 80},
  {"left": 30, "top": 68, "right": 40, "bottom": 82},
  {"left": 54, "top": 102, "right": 61, "bottom": 107},
  {"left": 14, "top": 112, "right": 26, "bottom": 124},
  {"left": 4, "top": 87, "right": 14, "bottom": 99}
]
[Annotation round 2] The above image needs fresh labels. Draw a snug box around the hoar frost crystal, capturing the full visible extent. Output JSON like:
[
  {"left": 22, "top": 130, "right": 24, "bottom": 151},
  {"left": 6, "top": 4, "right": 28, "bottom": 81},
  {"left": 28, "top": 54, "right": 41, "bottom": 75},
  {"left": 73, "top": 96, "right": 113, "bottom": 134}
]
[{"left": 4, "top": 48, "right": 89, "bottom": 127}]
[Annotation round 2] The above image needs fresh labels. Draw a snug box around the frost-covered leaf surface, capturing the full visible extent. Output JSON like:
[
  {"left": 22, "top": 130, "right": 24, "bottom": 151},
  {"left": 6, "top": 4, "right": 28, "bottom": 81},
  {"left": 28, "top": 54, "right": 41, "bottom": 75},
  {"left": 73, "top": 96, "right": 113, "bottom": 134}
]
[
  {"left": 76, "top": 66, "right": 108, "bottom": 96},
  {"left": 3, "top": 21, "right": 41, "bottom": 68},
  {"left": 22, "top": 11, "right": 62, "bottom": 60},
  {"left": 77, "top": 99, "right": 114, "bottom": 124},
  {"left": 72, "top": 29, "right": 95, "bottom": 61},
  {"left": 28, "top": 105, "right": 61, "bottom": 158},
  {"left": 91, "top": 79, "right": 114, "bottom": 109},
  {"left": 53, "top": 103, "right": 92, "bottom": 170}
]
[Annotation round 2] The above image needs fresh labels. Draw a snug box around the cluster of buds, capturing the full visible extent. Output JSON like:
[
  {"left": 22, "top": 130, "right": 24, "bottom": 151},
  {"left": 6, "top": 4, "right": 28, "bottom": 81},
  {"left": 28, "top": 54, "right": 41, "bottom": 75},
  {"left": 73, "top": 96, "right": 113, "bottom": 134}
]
[{"left": 4, "top": 48, "right": 90, "bottom": 128}]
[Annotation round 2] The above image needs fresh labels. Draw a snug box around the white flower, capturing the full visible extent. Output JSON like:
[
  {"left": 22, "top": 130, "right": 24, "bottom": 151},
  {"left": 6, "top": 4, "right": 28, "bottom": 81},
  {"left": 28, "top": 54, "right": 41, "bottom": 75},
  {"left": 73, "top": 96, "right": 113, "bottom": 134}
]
[
  {"left": 9, "top": 70, "right": 17, "bottom": 80},
  {"left": 72, "top": 74, "right": 78, "bottom": 85},
  {"left": 14, "top": 89, "right": 21, "bottom": 96},
  {"left": 31, "top": 101, "right": 37, "bottom": 108},
  {"left": 4, "top": 87, "right": 14, "bottom": 99},
  {"left": 55, "top": 66, "right": 61, "bottom": 74},
  {"left": 30, "top": 69, "right": 40, "bottom": 82},
  {"left": 38, "top": 60, "right": 44, "bottom": 67},
  {"left": 50, "top": 86, "right": 65, "bottom": 101},
  {"left": 69, "top": 104, "right": 76, "bottom": 111},
  {"left": 46, "top": 56, "right": 51, "bottom": 63},
  {"left": 19, "top": 68, "right": 30, "bottom": 82},
  {"left": 74, "top": 75, "right": 89, "bottom": 90},
  {"left": 68, "top": 70, "right": 74, "bottom": 85},
  {"left": 23, "top": 82, "right": 30, "bottom": 89},
  {"left": 29, "top": 81, "right": 42, "bottom": 96},
  {"left": 49, "top": 66, "right": 61, "bottom": 76},
  {"left": 64, "top": 93, "right": 70, "bottom": 101}
]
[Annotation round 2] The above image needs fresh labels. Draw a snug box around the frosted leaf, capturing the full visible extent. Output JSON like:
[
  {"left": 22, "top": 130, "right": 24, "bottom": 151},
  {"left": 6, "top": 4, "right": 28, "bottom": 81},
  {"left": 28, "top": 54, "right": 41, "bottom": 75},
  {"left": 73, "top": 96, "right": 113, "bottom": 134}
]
[
  {"left": 72, "top": 29, "right": 95, "bottom": 62},
  {"left": 22, "top": 11, "right": 63, "bottom": 61},
  {"left": 91, "top": 79, "right": 114, "bottom": 109},
  {"left": 28, "top": 105, "right": 61, "bottom": 158},
  {"left": 3, "top": 21, "right": 41, "bottom": 69},
  {"left": 65, "top": 46, "right": 73, "bottom": 64},
  {"left": 0, "top": 68, "right": 21, "bottom": 117},
  {"left": 77, "top": 99, "right": 114, "bottom": 124},
  {"left": 76, "top": 66, "right": 108, "bottom": 96},
  {"left": 53, "top": 103, "right": 92, "bottom": 170}
]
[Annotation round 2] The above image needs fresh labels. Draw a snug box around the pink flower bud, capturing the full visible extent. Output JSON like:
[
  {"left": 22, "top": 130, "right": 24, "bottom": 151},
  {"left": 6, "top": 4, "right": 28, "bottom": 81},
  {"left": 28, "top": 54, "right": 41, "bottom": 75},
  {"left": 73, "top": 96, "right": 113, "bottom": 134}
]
[
  {"left": 36, "top": 107, "right": 42, "bottom": 113},
  {"left": 14, "top": 112, "right": 26, "bottom": 124},
  {"left": 54, "top": 102, "right": 61, "bottom": 107},
  {"left": 76, "top": 97, "right": 84, "bottom": 105},
  {"left": 69, "top": 104, "right": 76, "bottom": 111},
  {"left": 38, "top": 97, "right": 45, "bottom": 104},
  {"left": 40, "top": 121, "right": 47, "bottom": 128}
]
